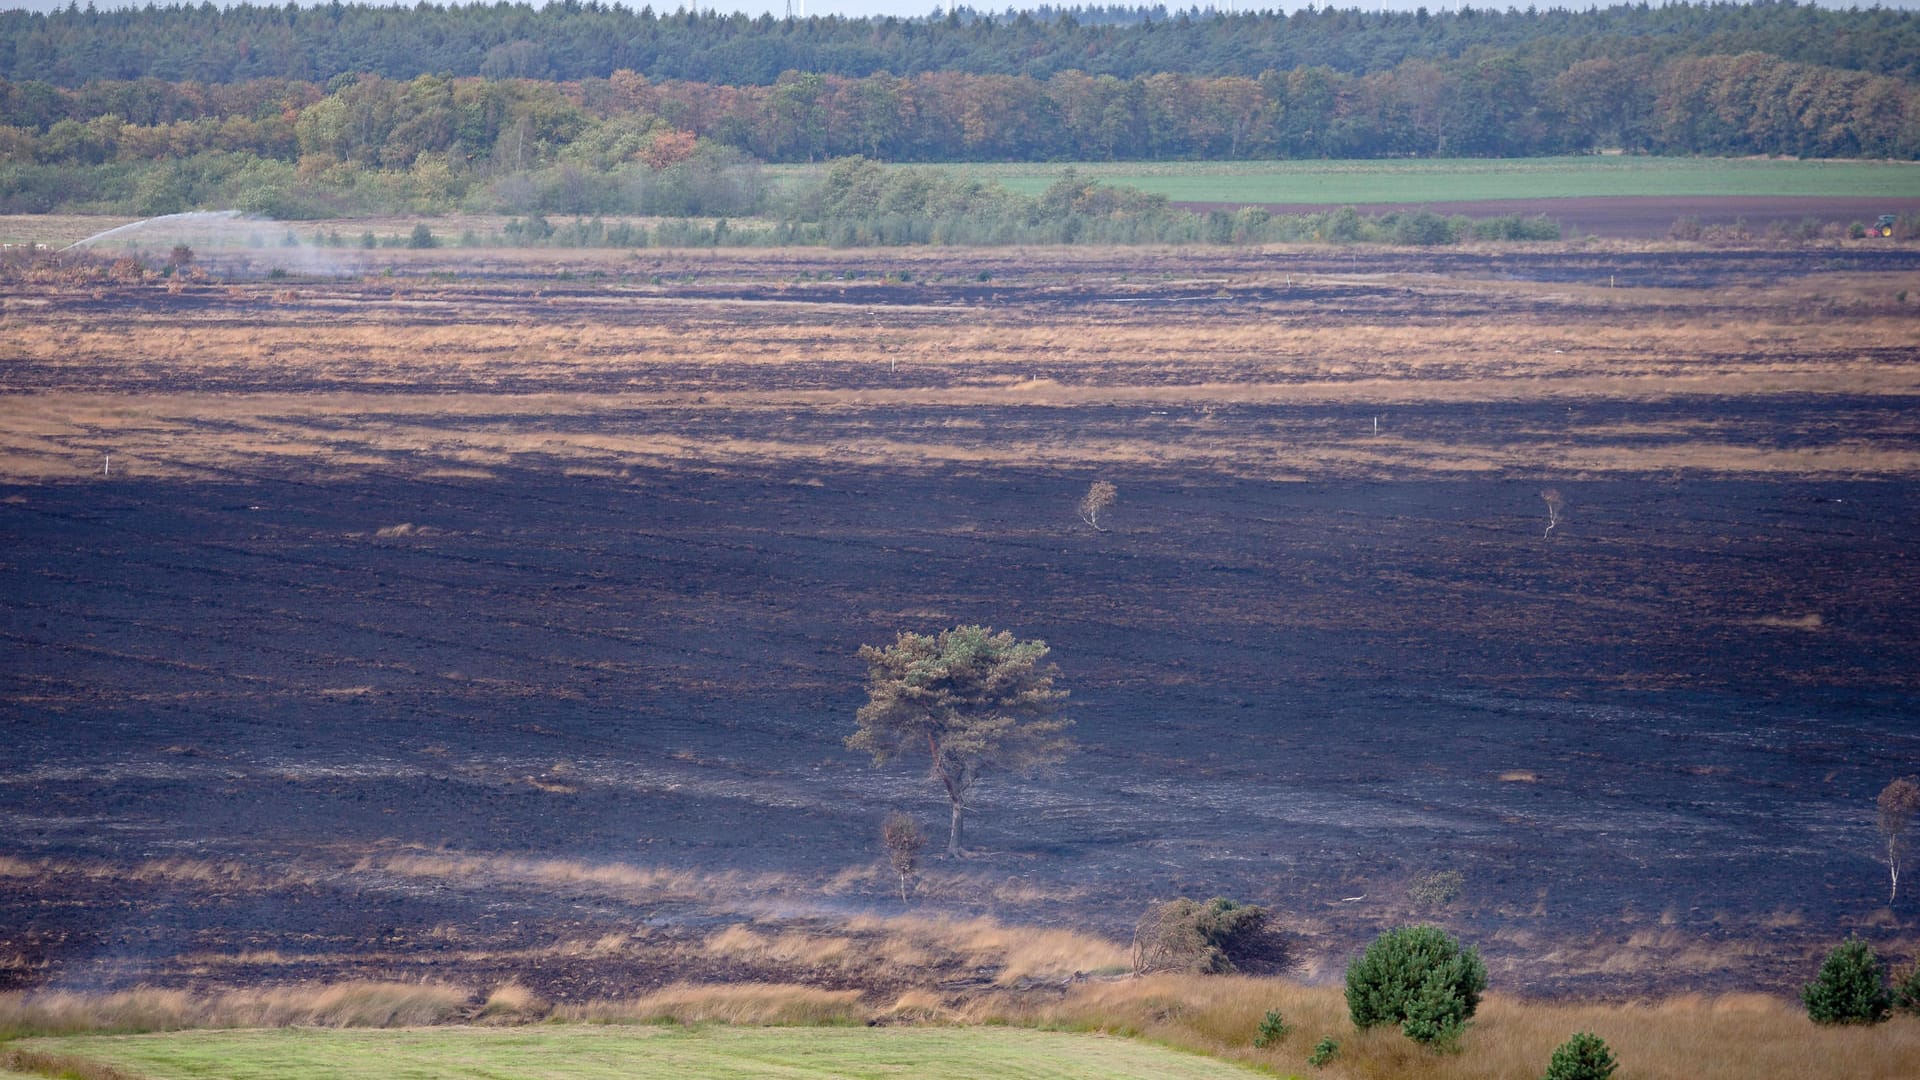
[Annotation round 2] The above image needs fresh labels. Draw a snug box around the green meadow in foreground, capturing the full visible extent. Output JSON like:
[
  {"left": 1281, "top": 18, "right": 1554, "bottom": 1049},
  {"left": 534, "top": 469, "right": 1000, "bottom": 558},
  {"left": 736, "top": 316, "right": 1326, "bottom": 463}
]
[
  {"left": 4, "top": 1025, "right": 1263, "bottom": 1080},
  {"left": 767, "top": 156, "right": 1920, "bottom": 205}
]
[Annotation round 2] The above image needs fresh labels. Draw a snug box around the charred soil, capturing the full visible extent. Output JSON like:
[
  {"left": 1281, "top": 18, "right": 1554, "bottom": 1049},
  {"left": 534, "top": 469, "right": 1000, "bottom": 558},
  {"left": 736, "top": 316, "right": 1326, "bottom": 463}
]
[{"left": 3, "top": 243, "right": 1919, "bottom": 1004}]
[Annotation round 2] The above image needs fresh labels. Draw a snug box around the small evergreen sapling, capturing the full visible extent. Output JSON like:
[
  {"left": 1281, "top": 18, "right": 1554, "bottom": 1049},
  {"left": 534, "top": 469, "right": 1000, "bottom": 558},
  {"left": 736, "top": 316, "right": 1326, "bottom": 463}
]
[
  {"left": 1543, "top": 1032, "right": 1618, "bottom": 1080},
  {"left": 1345, "top": 925, "right": 1487, "bottom": 1045},
  {"left": 1307, "top": 1037, "right": 1338, "bottom": 1068},
  {"left": 1892, "top": 961, "right": 1920, "bottom": 1014},
  {"left": 1252, "top": 1009, "right": 1287, "bottom": 1048},
  {"left": 1802, "top": 937, "right": 1891, "bottom": 1025}
]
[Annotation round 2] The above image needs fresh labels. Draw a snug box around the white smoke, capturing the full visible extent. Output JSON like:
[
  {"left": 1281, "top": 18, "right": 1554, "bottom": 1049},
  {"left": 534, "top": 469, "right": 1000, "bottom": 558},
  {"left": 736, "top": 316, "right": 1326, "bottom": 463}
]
[{"left": 62, "top": 211, "right": 362, "bottom": 279}]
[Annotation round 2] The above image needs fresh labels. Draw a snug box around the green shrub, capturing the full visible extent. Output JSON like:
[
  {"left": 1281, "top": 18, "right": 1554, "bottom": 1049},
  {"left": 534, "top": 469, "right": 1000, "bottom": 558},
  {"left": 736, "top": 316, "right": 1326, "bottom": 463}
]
[
  {"left": 1804, "top": 937, "right": 1890, "bottom": 1024},
  {"left": 1543, "top": 1031, "right": 1618, "bottom": 1080},
  {"left": 1344, "top": 925, "right": 1487, "bottom": 1044},
  {"left": 1252, "top": 1008, "right": 1287, "bottom": 1048},
  {"left": 1389, "top": 210, "right": 1459, "bottom": 246},
  {"left": 1894, "top": 962, "right": 1920, "bottom": 1014},
  {"left": 1471, "top": 213, "right": 1561, "bottom": 242},
  {"left": 1307, "top": 1036, "right": 1338, "bottom": 1068},
  {"left": 1323, "top": 206, "right": 1363, "bottom": 243},
  {"left": 408, "top": 224, "right": 437, "bottom": 249}
]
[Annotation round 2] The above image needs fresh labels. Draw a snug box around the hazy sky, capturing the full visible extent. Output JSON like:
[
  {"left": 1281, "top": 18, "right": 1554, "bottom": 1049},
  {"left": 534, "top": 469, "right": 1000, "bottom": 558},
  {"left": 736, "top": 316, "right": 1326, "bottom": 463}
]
[{"left": 6, "top": 0, "right": 1916, "bottom": 18}]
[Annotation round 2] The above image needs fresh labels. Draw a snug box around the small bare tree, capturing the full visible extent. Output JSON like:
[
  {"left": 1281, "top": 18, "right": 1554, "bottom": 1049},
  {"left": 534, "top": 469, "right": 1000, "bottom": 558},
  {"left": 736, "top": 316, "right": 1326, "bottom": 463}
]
[
  {"left": 1079, "top": 480, "right": 1117, "bottom": 532},
  {"left": 1540, "top": 488, "right": 1565, "bottom": 538},
  {"left": 1879, "top": 776, "right": 1920, "bottom": 904},
  {"left": 881, "top": 812, "right": 926, "bottom": 903}
]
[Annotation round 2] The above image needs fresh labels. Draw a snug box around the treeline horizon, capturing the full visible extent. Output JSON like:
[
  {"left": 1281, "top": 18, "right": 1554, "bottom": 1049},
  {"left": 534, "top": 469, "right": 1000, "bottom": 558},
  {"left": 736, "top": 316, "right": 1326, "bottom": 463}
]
[
  {"left": 5, "top": 45, "right": 1916, "bottom": 180},
  {"left": 5, "top": 2, "right": 1917, "bottom": 221},
  {"left": 2, "top": 1, "right": 1916, "bottom": 88}
]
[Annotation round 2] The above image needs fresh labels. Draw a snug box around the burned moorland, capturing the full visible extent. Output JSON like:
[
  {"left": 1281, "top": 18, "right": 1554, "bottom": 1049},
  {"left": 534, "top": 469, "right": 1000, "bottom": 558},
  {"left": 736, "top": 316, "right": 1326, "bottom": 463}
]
[{"left": 3, "top": 240, "right": 1919, "bottom": 1006}]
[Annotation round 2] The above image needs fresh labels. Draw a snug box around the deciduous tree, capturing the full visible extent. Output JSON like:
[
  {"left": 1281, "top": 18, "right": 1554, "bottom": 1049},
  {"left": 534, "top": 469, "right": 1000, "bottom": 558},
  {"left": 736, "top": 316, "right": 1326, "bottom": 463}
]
[
  {"left": 1079, "top": 480, "right": 1117, "bottom": 532},
  {"left": 849, "top": 625, "right": 1072, "bottom": 858},
  {"left": 1878, "top": 776, "right": 1920, "bottom": 904},
  {"left": 880, "top": 811, "right": 925, "bottom": 903}
]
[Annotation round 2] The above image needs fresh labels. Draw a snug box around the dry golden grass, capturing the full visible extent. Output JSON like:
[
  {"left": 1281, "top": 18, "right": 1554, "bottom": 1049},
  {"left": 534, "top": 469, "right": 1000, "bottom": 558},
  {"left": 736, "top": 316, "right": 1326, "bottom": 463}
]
[
  {"left": 0, "top": 982, "right": 470, "bottom": 1038},
  {"left": 0, "top": 1047, "right": 145, "bottom": 1080},
  {"left": 5, "top": 973, "right": 1919, "bottom": 1077},
  {"left": 984, "top": 974, "right": 1920, "bottom": 1080},
  {"left": 697, "top": 914, "right": 1128, "bottom": 986},
  {"left": 365, "top": 850, "right": 789, "bottom": 901},
  {"left": 10, "top": 383, "right": 1917, "bottom": 482},
  {"left": 553, "top": 983, "right": 865, "bottom": 1026},
  {"left": 0, "top": 855, "right": 315, "bottom": 892},
  {"left": 478, "top": 982, "right": 549, "bottom": 1021},
  {"left": 857, "top": 914, "right": 1129, "bottom": 984},
  {"left": 1, "top": 259, "right": 1917, "bottom": 482}
]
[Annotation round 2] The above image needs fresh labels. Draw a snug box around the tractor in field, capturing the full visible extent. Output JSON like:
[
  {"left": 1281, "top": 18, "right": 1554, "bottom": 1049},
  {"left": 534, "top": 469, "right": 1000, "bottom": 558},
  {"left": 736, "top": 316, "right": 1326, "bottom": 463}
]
[{"left": 1873, "top": 214, "right": 1897, "bottom": 238}]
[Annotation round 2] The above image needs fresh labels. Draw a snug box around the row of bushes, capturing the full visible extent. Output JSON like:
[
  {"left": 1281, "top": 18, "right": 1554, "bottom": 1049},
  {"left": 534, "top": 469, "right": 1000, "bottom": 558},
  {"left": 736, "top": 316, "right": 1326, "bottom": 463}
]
[
  {"left": 4, "top": 149, "right": 1564, "bottom": 249},
  {"left": 0, "top": 146, "right": 766, "bottom": 220},
  {"left": 450, "top": 208, "right": 1557, "bottom": 251}
]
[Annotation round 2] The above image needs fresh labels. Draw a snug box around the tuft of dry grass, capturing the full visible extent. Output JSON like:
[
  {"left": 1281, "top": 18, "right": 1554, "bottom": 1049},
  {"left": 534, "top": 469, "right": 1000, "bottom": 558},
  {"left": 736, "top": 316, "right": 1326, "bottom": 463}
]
[
  {"left": 838, "top": 913, "right": 1130, "bottom": 984},
  {"left": 0, "top": 981, "right": 471, "bottom": 1038},
  {"left": 702, "top": 926, "right": 857, "bottom": 970},
  {"left": 0, "top": 1048, "right": 146, "bottom": 1080},
  {"left": 1751, "top": 613, "right": 1826, "bottom": 630},
  {"left": 0, "top": 988, "right": 199, "bottom": 1038},
  {"left": 222, "top": 981, "right": 471, "bottom": 1028},
  {"left": 366, "top": 851, "right": 786, "bottom": 901},
  {"left": 552, "top": 983, "right": 866, "bottom": 1027},
  {"left": 884, "top": 989, "right": 954, "bottom": 1022},
  {"left": 693, "top": 912, "right": 1125, "bottom": 986},
  {"left": 0, "top": 855, "right": 316, "bottom": 892},
  {"left": 478, "top": 982, "right": 550, "bottom": 1021}
]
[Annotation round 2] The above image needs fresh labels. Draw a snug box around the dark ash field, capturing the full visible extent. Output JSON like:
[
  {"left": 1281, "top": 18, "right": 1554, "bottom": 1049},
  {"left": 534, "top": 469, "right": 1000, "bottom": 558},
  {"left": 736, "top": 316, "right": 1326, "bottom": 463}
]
[{"left": 3, "top": 239, "right": 1919, "bottom": 1003}]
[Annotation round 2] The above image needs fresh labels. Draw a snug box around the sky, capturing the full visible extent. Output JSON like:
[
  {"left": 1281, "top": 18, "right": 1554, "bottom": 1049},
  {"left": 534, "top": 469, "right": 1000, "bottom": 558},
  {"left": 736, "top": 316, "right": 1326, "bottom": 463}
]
[{"left": 3, "top": 0, "right": 1918, "bottom": 19}]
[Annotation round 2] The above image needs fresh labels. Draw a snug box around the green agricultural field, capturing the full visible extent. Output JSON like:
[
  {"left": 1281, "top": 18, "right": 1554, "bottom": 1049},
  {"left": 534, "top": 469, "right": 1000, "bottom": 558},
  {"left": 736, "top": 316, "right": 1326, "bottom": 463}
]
[
  {"left": 765, "top": 157, "right": 1920, "bottom": 205},
  {"left": 4, "top": 1024, "right": 1264, "bottom": 1080}
]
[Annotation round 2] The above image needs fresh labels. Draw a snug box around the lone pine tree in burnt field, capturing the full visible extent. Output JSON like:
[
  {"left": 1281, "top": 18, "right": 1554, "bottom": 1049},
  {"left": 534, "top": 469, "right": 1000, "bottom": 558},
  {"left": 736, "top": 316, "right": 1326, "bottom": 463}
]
[{"left": 849, "top": 626, "right": 1073, "bottom": 858}]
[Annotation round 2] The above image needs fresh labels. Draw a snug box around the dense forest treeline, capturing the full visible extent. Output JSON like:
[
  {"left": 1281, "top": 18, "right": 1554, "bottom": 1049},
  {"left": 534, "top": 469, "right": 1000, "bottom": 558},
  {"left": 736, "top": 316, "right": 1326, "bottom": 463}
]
[
  {"left": 5, "top": 46, "right": 1915, "bottom": 193},
  {"left": 4, "top": 3, "right": 1916, "bottom": 222},
  {"left": 2, "top": 1, "right": 1916, "bottom": 87}
]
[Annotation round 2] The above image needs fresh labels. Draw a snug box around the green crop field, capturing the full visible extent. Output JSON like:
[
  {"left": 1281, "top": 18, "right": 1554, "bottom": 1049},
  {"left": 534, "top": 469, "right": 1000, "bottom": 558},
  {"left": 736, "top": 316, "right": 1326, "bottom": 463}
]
[
  {"left": 3, "top": 1025, "right": 1265, "bottom": 1080},
  {"left": 765, "top": 157, "right": 1920, "bottom": 205}
]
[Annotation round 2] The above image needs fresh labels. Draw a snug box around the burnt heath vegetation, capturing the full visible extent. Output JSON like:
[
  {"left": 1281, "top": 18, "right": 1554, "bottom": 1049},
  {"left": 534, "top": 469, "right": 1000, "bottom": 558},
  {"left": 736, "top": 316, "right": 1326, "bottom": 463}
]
[{"left": 4, "top": 233, "right": 1920, "bottom": 1077}]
